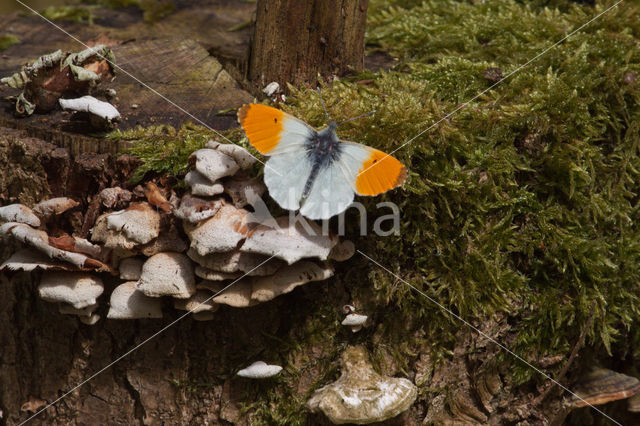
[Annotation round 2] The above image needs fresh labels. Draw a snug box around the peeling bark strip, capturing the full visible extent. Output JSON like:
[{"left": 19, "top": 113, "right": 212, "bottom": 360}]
[{"left": 249, "top": 0, "right": 369, "bottom": 89}]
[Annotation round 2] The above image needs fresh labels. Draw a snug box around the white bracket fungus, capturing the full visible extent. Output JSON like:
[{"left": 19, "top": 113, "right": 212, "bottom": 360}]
[
  {"left": 173, "top": 290, "right": 219, "bottom": 314},
  {"left": 135, "top": 252, "right": 196, "bottom": 299},
  {"left": 307, "top": 346, "right": 417, "bottom": 424},
  {"left": 173, "top": 194, "right": 223, "bottom": 224},
  {"left": 205, "top": 140, "right": 256, "bottom": 169},
  {"left": 38, "top": 272, "right": 104, "bottom": 309},
  {"left": 184, "top": 170, "right": 225, "bottom": 197},
  {"left": 184, "top": 203, "right": 250, "bottom": 256},
  {"left": 262, "top": 82, "right": 280, "bottom": 97},
  {"left": 237, "top": 361, "right": 283, "bottom": 379},
  {"left": 251, "top": 261, "right": 334, "bottom": 303},
  {"left": 91, "top": 202, "right": 160, "bottom": 250},
  {"left": 119, "top": 257, "right": 144, "bottom": 280},
  {"left": 0, "top": 204, "right": 41, "bottom": 227},
  {"left": 107, "top": 281, "right": 163, "bottom": 319},
  {"left": 187, "top": 248, "right": 282, "bottom": 276},
  {"left": 240, "top": 217, "right": 337, "bottom": 264},
  {"left": 190, "top": 148, "right": 239, "bottom": 183}
]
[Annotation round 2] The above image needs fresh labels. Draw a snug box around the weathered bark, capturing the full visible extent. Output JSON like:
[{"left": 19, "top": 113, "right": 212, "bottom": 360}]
[{"left": 249, "top": 0, "right": 369, "bottom": 90}]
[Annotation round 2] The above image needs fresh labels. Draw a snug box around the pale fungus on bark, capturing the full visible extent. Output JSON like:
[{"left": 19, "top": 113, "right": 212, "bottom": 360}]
[
  {"left": 38, "top": 272, "right": 104, "bottom": 309},
  {"left": 59, "top": 302, "right": 99, "bottom": 318},
  {"left": 205, "top": 140, "right": 256, "bottom": 170},
  {"left": 0, "top": 249, "right": 80, "bottom": 272},
  {"left": 567, "top": 368, "right": 640, "bottom": 408},
  {"left": 237, "top": 361, "right": 283, "bottom": 379},
  {"left": 208, "top": 278, "right": 255, "bottom": 308},
  {"left": 240, "top": 216, "right": 337, "bottom": 264},
  {"left": 251, "top": 261, "right": 334, "bottom": 303},
  {"left": 307, "top": 346, "right": 418, "bottom": 424},
  {"left": 173, "top": 289, "right": 219, "bottom": 314},
  {"left": 223, "top": 174, "right": 267, "bottom": 209},
  {"left": 107, "top": 281, "right": 163, "bottom": 319},
  {"left": 184, "top": 170, "right": 225, "bottom": 197},
  {"left": 33, "top": 197, "right": 79, "bottom": 218},
  {"left": 187, "top": 248, "right": 282, "bottom": 276},
  {"left": 0, "top": 204, "right": 41, "bottom": 227},
  {"left": 173, "top": 194, "right": 223, "bottom": 223},
  {"left": 194, "top": 266, "right": 242, "bottom": 281},
  {"left": 92, "top": 202, "right": 160, "bottom": 250},
  {"left": 329, "top": 240, "right": 356, "bottom": 262},
  {"left": 190, "top": 148, "right": 240, "bottom": 183},
  {"left": 135, "top": 252, "right": 196, "bottom": 299},
  {"left": 118, "top": 257, "right": 144, "bottom": 280},
  {"left": 59, "top": 96, "right": 120, "bottom": 127},
  {"left": 184, "top": 203, "right": 250, "bottom": 256}
]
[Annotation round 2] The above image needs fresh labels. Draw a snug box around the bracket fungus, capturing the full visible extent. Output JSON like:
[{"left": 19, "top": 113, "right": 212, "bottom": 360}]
[
  {"left": 567, "top": 368, "right": 640, "bottom": 409},
  {"left": 33, "top": 197, "right": 79, "bottom": 218},
  {"left": 38, "top": 272, "right": 104, "bottom": 309},
  {"left": 205, "top": 140, "right": 256, "bottom": 170},
  {"left": 107, "top": 281, "right": 163, "bottom": 319},
  {"left": 0, "top": 204, "right": 41, "bottom": 227},
  {"left": 173, "top": 290, "right": 219, "bottom": 314},
  {"left": 118, "top": 257, "right": 144, "bottom": 280},
  {"left": 307, "top": 346, "right": 417, "bottom": 424},
  {"left": 92, "top": 202, "right": 160, "bottom": 250},
  {"left": 184, "top": 170, "right": 224, "bottom": 197},
  {"left": 250, "top": 261, "right": 334, "bottom": 303},
  {"left": 241, "top": 217, "right": 338, "bottom": 264},
  {"left": 59, "top": 96, "right": 120, "bottom": 128},
  {"left": 184, "top": 203, "right": 250, "bottom": 256},
  {"left": 135, "top": 252, "right": 196, "bottom": 299},
  {"left": 237, "top": 361, "right": 283, "bottom": 379},
  {"left": 173, "top": 194, "right": 223, "bottom": 223},
  {"left": 187, "top": 249, "right": 282, "bottom": 276},
  {"left": 190, "top": 148, "right": 240, "bottom": 183}
]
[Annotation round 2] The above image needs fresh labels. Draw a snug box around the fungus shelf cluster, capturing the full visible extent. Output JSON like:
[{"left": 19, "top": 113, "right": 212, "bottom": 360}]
[{"left": 0, "top": 141, "right": 354, "bottom": 324}]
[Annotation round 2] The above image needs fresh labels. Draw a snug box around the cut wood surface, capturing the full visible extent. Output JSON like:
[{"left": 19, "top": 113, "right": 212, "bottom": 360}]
[{"left": 0, "top": 1, "right": 255, "bottom": 154}]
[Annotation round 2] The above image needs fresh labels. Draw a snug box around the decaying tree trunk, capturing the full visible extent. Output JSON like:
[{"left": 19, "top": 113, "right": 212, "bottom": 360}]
[{"left": 249, "top": 0, "right": 369, "bottom": 90}]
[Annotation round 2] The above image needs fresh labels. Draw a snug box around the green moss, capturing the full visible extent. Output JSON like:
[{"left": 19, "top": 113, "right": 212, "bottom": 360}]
[
  {"left": 0, "top": 34, "right": 20, "bottom": 51},
  {"left": 41, "top": 5, "right": 95, "bottom": 24}
]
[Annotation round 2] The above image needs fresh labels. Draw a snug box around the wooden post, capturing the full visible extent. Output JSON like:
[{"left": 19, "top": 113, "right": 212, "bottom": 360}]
[{"left": 249, "top": 0, "right": 369, "bottom": 91}]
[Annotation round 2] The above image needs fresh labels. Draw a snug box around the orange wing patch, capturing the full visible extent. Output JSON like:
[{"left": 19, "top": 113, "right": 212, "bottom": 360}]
[
  {"left": 355, "top": 150, "right": 407, "bottom": 196},
  {"left": 238, "top": 104, "right": 284, "bottom": 154}
]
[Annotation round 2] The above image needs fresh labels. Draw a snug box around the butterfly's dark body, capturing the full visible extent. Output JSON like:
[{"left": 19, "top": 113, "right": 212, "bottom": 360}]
[{"left": 302, "top": 122, "right": 343, "bottom": 198}]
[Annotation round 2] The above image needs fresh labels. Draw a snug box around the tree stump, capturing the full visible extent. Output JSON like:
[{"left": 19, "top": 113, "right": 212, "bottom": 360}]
[{"left": 249, "top": 0, "right": 369, "bottom": 91}]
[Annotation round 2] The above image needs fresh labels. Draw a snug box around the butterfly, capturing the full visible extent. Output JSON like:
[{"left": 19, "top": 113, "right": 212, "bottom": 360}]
[{"left": 238, "top": 104, "right": 407, "bottom": 220}]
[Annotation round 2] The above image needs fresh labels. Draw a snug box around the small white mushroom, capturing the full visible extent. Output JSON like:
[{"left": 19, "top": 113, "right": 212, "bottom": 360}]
[
  {"left": 119, "top": 257, "right": 144, "bottom": 280},
  {"left": 173, "top": 194, "right": 223, "bottom": 223},
  {"left": 33, "top": 197, "right": 79, "bottom": 218},
  {"left": 262, "top": 82, "right": 280, "bottom": 97},
  {"left": 184, "top": 203, "right": 250, "bottom": 256},
  {"left": 0, "top": 204, "right": 40, "bottom": 227},
  {"left": 237, "top": 361, "right": 283, "bottom": 379},
  {"left": 342, "top": 313, "right": 368, "bottom": 333},
  {"left": 189, "top": 148, "right": 239, "bottom": 183},
  {"left": 173, "top": 290, "right": 219, "bottom": 314},
  {"left": 59, "top": 95, "right": 120, "bottom": 122},
  {"left": 184, "top": 170, "right": 224, "bottom": 197},
  {"left": 206, "top": 140, "right": 256, "bottom": 169},
  {"left": 107, "top": 281, "right": 163, "bottom": 319},
  {"left": 251, "top": 261, "right": 334, "bottom": 303},
  {"left": 307, "top": 346, "right": 418, "bottom": 424},
  {"left": 136, "top": 252, "right": 196, "bottom": 298},
  {"left": 38, "top": 272, "right": 104, "bottom": 309},
  {"left": 240, "top": 216, "right": 337, "bottom": 264}
]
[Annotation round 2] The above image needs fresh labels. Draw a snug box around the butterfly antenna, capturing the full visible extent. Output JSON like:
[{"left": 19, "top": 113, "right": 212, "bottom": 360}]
[
  {"left": 317, "top": 87, "right": 331, "bottom": 123},
  {"left": 337, "top": 110, "right": 376, "bottom": 127}
]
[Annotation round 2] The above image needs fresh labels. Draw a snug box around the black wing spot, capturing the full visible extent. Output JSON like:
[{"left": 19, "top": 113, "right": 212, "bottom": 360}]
[
  {"left": 373, "top": 159, "right": 378, "bottom": 163},
  {"left": 274, "top": 118, "right": 278, "bottom": 123}
]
